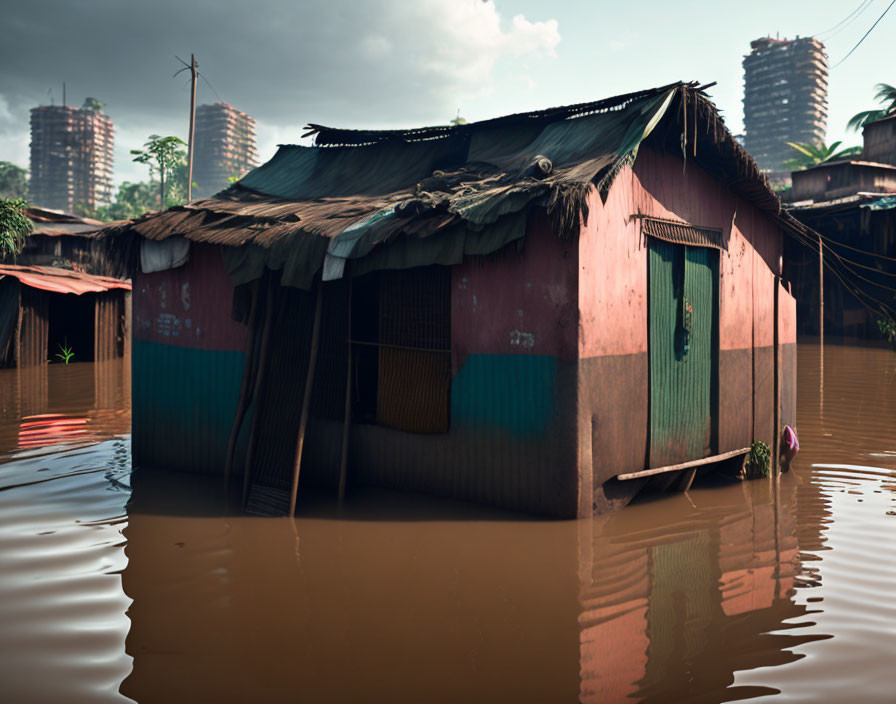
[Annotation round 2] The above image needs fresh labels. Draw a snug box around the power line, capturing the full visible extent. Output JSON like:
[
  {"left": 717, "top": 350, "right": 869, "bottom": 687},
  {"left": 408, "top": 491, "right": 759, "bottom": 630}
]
[
  {"left": 785, "top": 227, "right": 896, "bottom": 318},
  {"left": 832, "top": 0, "right": 896, "bottom": 68},
  {"left": 812, "top": 0, "right": 871, "bottom": 40}
]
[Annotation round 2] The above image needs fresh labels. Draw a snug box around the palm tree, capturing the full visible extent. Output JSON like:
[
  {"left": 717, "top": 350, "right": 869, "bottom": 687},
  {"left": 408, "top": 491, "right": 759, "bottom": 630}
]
[
  {"left": 783, "top": 141, "right": 863, "bottom": 171},
  {"left": 847, "top": 83, "right": 896, "bottom": 132}
]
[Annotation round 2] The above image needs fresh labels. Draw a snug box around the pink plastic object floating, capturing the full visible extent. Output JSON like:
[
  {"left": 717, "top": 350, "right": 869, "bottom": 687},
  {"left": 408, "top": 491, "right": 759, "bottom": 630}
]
[{"left": 783, "top": 426, "right": 799, "bottom": 452}]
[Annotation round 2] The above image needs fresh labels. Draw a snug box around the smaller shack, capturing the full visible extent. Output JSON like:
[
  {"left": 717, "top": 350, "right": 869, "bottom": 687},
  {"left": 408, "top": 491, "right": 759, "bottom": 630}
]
[
  {"left": 0, "top": 264, "right": 131, "bottom": 368},
  {"left": 786, "top": 115, "right": 896, "bottom": 338},
  {"left": 10, "top": 206, "right": 131, "bottom": 279}
]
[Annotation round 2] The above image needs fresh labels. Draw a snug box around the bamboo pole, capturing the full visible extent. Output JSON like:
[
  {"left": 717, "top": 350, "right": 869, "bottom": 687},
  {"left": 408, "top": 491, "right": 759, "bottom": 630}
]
[
  {"left": 242, "top": 275, "right": 275, "bottom": 507},
  {"left": 224, "top": 280, "right": 260, "bottom": 483},
  {"left": 288, "top": 281, "right": 324, "bottom": 518},
  {"left": 338, "top": 277, "right": 352, "bottom": 506}
]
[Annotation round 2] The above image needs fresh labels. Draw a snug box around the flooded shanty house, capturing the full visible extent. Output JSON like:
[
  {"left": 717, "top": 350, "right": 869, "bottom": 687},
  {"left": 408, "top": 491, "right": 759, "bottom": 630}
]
[{"left": 116, "top": 82, "right": 803, "bottom": 517}]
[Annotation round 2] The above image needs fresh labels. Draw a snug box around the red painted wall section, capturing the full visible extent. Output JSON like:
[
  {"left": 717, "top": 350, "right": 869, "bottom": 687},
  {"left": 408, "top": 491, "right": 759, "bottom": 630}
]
[
  {"left": 580, "top": 145, "right": 784, "bottom": 357},
  {"left": 577, "top": 183, "right": 647, "bottom": 357},
  {"left": 133, "top": 242, "right": 247, "bottom": 352},
  {"left": 451, "top": 211, "right": 578, "bottom": 367}
]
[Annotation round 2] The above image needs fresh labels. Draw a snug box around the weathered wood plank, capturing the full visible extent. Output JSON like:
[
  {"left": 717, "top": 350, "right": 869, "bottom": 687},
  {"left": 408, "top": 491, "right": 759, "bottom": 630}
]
[{"left": 616, "top": 447, "right": 749, "bottom": 481}]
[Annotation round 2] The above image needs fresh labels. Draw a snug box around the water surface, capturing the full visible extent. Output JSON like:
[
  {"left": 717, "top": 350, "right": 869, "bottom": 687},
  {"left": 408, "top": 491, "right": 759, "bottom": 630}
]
[{"left": 0, "top": 345, "right": 894, "bottom": 702}]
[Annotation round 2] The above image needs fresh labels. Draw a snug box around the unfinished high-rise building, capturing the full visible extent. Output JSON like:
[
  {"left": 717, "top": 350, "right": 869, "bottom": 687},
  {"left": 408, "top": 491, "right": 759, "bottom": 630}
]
[
  {"left": 29, "top": 102, "right": 115, "bottom": 213},
  {"left": 743, "top": 36, "right": 828, "bottom": 173},
  {"left": 192, "top": 103, "right": 258, "bottom": 199}
]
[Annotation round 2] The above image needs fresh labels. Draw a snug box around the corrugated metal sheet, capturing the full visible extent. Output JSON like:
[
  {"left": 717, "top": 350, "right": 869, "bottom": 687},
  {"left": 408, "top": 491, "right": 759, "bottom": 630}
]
[
  {"left": 649, "top": 239, "right": 716, "bottom": 467},
  {"left": 108, "top": 81, "right": 798, "bottom": 280},
  {"left": 94, "top": 290, "right": 126, "bottom": 362},
  {"left": 641, "top": 217, "right": 725, "bottom": 250},
  {"left": 0, "top": 264, "right": 131, "bottom": 295},
  {"left": 0, "top": 277, "right": 19, "bottom": 364}
]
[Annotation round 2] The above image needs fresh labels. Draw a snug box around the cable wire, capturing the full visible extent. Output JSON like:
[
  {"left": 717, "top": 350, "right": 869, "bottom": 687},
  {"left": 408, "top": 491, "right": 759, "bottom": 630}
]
[
  {"left": 832, "top": 0, "right": 896, "bottom": 68},
  {"left": 812, "top": 0, "right": 872, "bottom": 40}
]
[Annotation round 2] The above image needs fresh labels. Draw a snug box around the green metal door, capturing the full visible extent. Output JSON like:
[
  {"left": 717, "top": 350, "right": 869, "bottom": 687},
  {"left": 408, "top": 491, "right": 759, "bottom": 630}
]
[{"left": 648, "top": 239, "right": 717, "bottom": 468}]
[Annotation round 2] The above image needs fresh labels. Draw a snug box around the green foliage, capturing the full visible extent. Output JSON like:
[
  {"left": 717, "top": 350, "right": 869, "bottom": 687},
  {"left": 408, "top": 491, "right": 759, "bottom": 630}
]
[
  {"left": 55, "top": 342, "right": 74, "bottom": 365},
  {"left": 879, "top": 316, "right": 896, "bottom": 351},
  {"left": 0, "top": 198, "right": 32, "bottom": 257},
  {"left": 743, "top": 440, "right": 772, "bottom": 479},
  {"left": 847, "top": 83, "right": 896, "bottom": 132},
  {"left": 784, "top": 141, "right": 863, "bottom": 171},
  {"left": 78, "top": 136, "right": 191, "bottom": 222},
  {"left": 76, "top": 181, "right": 158, "bottom": 221},
  {"left": 131, "top": 135, "right": 187, "bottom": 210},
  {"left": 0, "top": 162, "right": 28, "bottom": 200},
  {"left": 81, "top": 97, "right": 105, "bottom": 112}
]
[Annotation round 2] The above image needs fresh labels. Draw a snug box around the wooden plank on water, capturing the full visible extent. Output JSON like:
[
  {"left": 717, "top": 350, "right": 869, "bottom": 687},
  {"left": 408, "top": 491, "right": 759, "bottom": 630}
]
[{"left": 616, "top": 447, "right": 749, "bottom": 481}]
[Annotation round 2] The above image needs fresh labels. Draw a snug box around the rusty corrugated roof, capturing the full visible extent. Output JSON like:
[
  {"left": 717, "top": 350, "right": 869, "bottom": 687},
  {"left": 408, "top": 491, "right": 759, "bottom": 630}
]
[
  {"left": 105, "top": 81, "right": 802, "bottom": 288},
  {"left": 0, "top": 264, "right": 132, "bottom": 295}
]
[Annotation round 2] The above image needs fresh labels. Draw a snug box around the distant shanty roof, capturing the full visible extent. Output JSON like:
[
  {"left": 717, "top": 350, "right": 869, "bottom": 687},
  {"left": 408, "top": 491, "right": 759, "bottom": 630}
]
[
  {"left": 109, "top": 81, "right": 806, "bottom": 289},
  {"left": 0, "top": 264, "right": 132, "bottom": 295},
  {"left": 25, "top": 207, "right": 127, "bottom": 237}
]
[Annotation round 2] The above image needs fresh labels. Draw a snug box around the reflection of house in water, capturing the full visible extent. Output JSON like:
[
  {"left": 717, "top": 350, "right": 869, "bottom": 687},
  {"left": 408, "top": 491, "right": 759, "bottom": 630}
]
[
  {"left": 0, "top": 359, "right": 131, "bottom": 456},
  {"left": 579, "top": 478, "right": 816, "bottom": 703},
  {"left": 120, "top": 469, "right": 817, "bottom": 703}
]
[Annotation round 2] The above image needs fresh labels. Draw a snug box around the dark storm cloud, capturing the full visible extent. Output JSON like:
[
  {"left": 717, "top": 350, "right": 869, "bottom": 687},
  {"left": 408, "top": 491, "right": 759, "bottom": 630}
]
[
  {"left": 0, "top": 1, "right": 559, "bottom": 178},
  {"left": 1, "top": 0, "right": 557, "bottom": 129}
]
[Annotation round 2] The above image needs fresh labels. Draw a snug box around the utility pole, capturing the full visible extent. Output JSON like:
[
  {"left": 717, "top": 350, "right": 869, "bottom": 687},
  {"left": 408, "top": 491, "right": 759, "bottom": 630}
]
[
  {"left": 187, "top": 54, "right": 198, "bottom": 201},
  {"left": 818, "top": 234, "right": 824, "bottom": 348}
]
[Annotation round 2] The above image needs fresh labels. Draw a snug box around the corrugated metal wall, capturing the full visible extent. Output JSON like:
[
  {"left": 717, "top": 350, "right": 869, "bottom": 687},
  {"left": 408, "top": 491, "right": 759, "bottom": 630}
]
[
  {"left": 94, "top": 290, "right": 127, "bottom": 362},
  {"left": 18, "top": 286, "right": 49, "bottom": 368},
  {"left": 131, "top": 244, "right": 249, "bottom": 475},
  {"left": 0, "top": 278, "right": 19, "bottom": 366}
]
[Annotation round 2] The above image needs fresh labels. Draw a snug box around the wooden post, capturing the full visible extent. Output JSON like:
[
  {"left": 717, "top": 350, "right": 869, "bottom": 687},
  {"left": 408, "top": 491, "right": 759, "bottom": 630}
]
[
  {"left": 288, "top": 281, "right": 324, "bottom": 518},
  {"left": 338, "top": 277, "right": 352, "bottom": 506},
  {"left": 187, "top": 54, "right": 197, "bottom": 202},
  {"left": 773, "top": 277, "right": 780, "bottom": 476},
  {"left": 224, "top": 280, "right": 260, "bottom": 483},
  {"left": 242, "top": 275, "right": 275, "bottom": 507}
]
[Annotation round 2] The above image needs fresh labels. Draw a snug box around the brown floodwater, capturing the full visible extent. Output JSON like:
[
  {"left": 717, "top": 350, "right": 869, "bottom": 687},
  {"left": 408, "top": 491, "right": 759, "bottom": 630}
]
[{"left": 0, "top": 345, "right": 895, "bottom": 703}]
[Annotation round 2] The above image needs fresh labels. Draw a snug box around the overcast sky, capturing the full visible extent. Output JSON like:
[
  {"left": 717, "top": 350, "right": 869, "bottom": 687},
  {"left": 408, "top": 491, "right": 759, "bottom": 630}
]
[{"left": 1, "top": 0, "right": 892, "bottom": 186}]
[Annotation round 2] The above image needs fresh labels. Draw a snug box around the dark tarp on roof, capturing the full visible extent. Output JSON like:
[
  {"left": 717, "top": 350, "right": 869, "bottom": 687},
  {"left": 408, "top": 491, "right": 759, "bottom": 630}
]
[{"left": 109, "top": 82, "right": 788, "bottom": 290}]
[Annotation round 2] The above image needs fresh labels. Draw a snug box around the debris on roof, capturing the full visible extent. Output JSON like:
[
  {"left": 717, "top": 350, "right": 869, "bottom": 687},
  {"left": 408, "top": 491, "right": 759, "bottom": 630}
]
[{"left": 108, "top": 81, "right": 794, "bottom": 289}]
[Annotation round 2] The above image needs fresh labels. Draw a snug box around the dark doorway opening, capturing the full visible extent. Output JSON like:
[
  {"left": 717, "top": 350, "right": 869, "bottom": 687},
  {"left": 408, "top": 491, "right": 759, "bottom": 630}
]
[{"left": 48, "top": 293, "right": 95, "bottom": 363}]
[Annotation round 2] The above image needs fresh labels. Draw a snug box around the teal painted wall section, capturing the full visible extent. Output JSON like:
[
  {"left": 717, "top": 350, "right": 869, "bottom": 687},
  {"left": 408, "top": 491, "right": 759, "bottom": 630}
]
[
  {"left": 132, "top": 338, "right": 246, "bottom": 475},
  {"left": 451, "top": 353, "right": 556, "bottom": 436}
]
